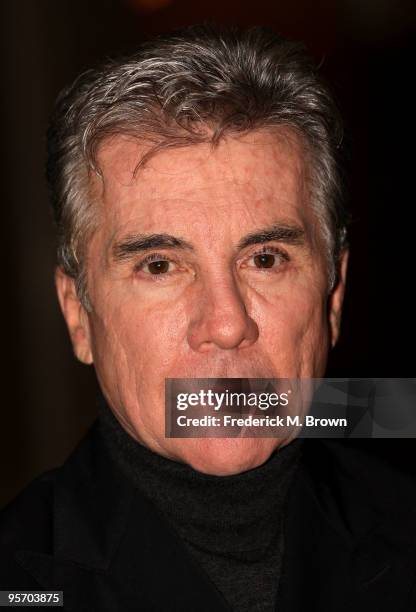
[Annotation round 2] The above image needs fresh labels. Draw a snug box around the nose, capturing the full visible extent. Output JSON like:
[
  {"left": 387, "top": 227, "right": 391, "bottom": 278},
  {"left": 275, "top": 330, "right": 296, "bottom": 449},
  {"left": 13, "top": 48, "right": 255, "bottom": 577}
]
[{"left": 187, "top": 273, "right": 259, "bottom": 352}]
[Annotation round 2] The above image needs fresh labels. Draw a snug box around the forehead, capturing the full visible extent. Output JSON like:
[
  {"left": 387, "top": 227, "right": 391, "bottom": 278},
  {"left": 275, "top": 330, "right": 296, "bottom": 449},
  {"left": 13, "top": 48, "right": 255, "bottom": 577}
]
[{"left": 93, "top": 129, "right": 313, "bottom": 241}]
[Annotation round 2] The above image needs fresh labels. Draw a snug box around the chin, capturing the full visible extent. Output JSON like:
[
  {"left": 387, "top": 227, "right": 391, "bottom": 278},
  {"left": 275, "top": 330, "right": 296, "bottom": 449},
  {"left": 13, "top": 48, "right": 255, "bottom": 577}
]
[{"left": 174, "top": 438, "right": 283, "bottom": 476}]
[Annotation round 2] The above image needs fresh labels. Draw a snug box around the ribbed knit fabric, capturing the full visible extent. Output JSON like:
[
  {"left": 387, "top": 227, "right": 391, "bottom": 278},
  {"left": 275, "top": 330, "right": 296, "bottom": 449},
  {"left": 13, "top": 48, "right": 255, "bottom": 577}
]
[{"left": 98, "top": 401, "right": 303, "bottom": 612}]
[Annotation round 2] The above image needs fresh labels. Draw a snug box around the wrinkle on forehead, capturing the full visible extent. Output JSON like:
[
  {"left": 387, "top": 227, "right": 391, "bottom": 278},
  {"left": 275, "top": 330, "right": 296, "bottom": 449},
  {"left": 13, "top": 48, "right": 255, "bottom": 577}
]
[
  {"left": 94, "top": 127, "right": 310, "bottom": 199},
  {"left": 88, "top": 127, "right": 320, "bottom": 268}
]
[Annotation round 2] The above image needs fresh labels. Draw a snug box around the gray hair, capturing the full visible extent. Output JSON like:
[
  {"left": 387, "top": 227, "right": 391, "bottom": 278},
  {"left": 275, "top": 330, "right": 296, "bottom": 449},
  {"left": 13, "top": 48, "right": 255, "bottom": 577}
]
[{"left": 46, "top": 24, "right": 349, "bottom": 311}]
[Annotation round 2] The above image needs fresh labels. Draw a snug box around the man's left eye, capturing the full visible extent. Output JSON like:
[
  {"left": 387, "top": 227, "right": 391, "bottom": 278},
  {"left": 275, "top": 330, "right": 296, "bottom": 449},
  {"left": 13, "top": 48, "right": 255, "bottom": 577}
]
[
  {"left": 253, "top": 253, "right": 277, "bottom": 268},
  {"left": 247, "top": 249, "right": 288, "bottom": 269}
]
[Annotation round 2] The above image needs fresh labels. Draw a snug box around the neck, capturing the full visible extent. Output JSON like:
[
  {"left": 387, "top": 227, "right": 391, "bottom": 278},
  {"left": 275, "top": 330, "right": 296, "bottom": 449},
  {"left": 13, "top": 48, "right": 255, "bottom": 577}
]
[{"left": 98, "top": 400, "right": 303, "bottom": 555}]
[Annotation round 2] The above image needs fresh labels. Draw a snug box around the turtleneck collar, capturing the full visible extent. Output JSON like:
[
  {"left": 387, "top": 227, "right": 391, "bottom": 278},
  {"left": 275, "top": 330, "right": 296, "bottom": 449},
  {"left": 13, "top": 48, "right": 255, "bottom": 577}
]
[{"left": 97, "top": 400, "right": 303, "bottom": 559}]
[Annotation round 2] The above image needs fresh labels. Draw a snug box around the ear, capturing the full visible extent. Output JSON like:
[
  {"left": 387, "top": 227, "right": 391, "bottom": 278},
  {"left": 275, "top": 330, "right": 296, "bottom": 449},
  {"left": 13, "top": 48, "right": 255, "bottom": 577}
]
[
  {"left": 328, "top": 249, "right": 349, "bottom": 348},
  {"left": 55, "top": 267, "right": 93, "bottom": 364}
]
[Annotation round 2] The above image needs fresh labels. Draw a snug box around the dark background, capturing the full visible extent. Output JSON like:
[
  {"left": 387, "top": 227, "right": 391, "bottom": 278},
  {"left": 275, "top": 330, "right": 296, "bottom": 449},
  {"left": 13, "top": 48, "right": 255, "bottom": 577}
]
[{"left": 1, "top": 0, "right": 415, "bottom": 508}]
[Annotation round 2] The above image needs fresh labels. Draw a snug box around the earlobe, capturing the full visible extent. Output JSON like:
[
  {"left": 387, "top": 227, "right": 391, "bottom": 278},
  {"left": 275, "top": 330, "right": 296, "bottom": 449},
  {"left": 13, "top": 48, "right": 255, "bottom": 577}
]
[
  {"left": 328, "top": 249, "right": 349, "bottom": 348},
  {"left": 55, "top": 267, "right": 94, "bottom": 365}
]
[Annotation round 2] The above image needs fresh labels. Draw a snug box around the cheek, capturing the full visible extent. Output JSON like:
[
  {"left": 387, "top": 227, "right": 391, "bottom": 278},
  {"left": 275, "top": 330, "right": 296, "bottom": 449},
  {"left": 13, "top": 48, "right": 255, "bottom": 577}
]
[
  {"left": 252, "top": 287, "right": 329, "bottom": 372},
  {"left": 90, "top": 292, "right": 190, "bottom": 380}
]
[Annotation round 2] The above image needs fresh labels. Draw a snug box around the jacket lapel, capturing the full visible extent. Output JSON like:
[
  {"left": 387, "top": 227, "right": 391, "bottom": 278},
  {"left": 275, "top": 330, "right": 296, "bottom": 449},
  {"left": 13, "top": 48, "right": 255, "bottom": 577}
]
[
  {"left": 16, "top": 423, "right": 230, "bottom": 611},
  {"left": 276, "top": 439, "right": 416, "bottom": 611},
  {"left": 15, "top": 427, "right": 416, "bottom": 611}
]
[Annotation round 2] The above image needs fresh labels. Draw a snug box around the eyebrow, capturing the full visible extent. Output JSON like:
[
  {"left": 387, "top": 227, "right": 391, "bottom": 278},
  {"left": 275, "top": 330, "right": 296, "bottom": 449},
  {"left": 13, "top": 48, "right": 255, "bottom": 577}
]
[
  {"left": 111, "top": 223, "right": 307, "bottom": 264},
  {"left": 236, "top": 224, "right": 306, "bottom": 250},
  {"left": 112, "top": 233, "right": 194, "bottom": 263}
]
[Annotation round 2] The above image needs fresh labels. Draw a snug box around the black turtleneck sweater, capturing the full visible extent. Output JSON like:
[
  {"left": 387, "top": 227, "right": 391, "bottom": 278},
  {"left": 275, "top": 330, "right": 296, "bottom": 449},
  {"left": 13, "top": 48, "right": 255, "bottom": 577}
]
[{"left": 98, "top": 402, "right": 303, "bottom": 612}]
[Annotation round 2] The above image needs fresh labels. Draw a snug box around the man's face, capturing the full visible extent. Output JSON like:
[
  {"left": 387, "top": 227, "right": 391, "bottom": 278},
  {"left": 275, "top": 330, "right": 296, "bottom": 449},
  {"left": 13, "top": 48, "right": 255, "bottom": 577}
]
[{"left": 57, "top": 129, "right": 347, "bottom": 475}]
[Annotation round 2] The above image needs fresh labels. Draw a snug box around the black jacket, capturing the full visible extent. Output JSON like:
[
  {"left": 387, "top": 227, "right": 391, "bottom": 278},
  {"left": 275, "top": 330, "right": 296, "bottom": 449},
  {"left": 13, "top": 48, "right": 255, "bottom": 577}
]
[{"left": 1, "top": 421, "right": 416, "bottom": 611}]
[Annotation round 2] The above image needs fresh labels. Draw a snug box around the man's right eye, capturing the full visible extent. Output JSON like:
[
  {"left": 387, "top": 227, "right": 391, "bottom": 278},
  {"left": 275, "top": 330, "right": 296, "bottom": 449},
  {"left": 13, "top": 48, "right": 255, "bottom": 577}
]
[
  {"left": 146, "top": 260, "right": 171, "bottom": 274},
  {"left": 135, "top": 254, "right": 177, "bottom": 276}
]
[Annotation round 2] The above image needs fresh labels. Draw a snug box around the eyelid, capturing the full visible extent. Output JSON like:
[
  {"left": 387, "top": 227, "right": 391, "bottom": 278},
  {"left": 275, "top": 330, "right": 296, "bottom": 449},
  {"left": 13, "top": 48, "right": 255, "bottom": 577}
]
[
  {"left": 236, "top": 245, "right": 290, "bottom": 272},
  {"left": 133, "top": 245, "right": 289, "bottom": 274},
  {"left": 244, "top": 245, "right": 290, "bottom": 261},
  {"left": 134, "top": 253, "right": 182, "bottom": 281},
  {"left": 134, "top": 252, "right": 177, "bottom": 272}
]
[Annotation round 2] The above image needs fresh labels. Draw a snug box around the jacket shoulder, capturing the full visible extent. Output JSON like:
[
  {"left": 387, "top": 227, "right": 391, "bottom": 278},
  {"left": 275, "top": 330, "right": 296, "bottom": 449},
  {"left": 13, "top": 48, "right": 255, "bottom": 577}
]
[
  {"left": 304, "top": 439, "right": 416, "bottom": 539},
  {"left": 0, "top": 469, "right": 58, "bottom": 587}
]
